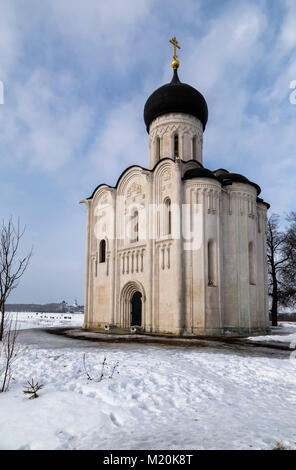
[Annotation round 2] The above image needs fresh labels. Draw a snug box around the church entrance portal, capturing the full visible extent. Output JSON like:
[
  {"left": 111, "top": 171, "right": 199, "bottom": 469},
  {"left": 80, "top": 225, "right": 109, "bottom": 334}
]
[
  {"left": 120, "top": 281, "right": 145, "bottom": 329},
  {"left": 131, "top": 291, "right": 142, "bottom": 326}
]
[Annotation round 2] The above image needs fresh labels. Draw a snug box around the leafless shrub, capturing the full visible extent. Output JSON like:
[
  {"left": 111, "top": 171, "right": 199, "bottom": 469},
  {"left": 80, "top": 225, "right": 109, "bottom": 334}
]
[
  {"left": 99, "top": 356, "right": 107, "bottom": 382},
  {"left": 109, "top": 360, "right": 119, "bottom": 379},
  {"left": 23, "top": 378, "right": 43, "bottom": 399},
  {"left": 273, "top": 441, "right": 288, "bottom": 450},
  {"left": 82, "top": 353, "right": 119, "bottom": 382},
  {"left": 83, "top": 352, "right": 93, "bottom": 381},
  {"left": 0, "top": 315, "right": 20, "bottom": 392}
]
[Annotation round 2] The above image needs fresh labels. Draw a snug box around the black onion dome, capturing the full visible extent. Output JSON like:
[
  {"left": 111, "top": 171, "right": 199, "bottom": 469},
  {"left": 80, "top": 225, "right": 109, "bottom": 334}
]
[
  {"left": 182, "top": 167, "right": 218, "bottom": 182},
  {"left": 144, "top": 69, "right": 208, "bottom": 133}
]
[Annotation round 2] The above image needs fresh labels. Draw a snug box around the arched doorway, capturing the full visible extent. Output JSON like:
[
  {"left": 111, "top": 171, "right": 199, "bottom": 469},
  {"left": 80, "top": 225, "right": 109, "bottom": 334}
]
[
  {"left": 120, "top": 281, "right": 146, "bottom": 329},
  {"left": 131, "top": 291, "right": 142, "bottom": 326}
]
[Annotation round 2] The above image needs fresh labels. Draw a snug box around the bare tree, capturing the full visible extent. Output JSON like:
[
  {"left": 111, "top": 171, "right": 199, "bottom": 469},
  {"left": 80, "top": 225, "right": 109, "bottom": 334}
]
[
  {"left": 0, "top": 315, "right": 19, "bottom": 392},
  {"left": 0, "top": 218, "right": 32, "bottom": 341},
  {"left": 280, "top": 211, "right": 296, "bottom": 309},
  {"left": 267, "top": 214, "right": 293, "bottom": 326}
]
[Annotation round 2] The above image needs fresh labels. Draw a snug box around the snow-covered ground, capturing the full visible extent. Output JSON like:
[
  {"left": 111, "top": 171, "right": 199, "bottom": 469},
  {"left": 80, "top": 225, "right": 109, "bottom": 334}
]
[
  {"left": 9, "top": 311, "right": 84, "bottom": 330},
  {"left": 0, "top": 319, "right": 296, "bottom": 450},
  {"left": 248, "top": 322, "right": 296, "bottom": 345}
]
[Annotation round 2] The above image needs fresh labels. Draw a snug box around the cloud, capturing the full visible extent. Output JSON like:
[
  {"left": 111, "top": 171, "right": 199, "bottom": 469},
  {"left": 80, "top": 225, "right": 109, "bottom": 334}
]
[
  {"left": 279, "top": 0, "right": 296, "bottom": 52},
  {"left": 86, "top": 94, "right": 148, "bottom": 187},
  {"left": 1, "top": 0, "right": 296, "bottom": 303},
  {"left": 46, "top": 0, "right": 156, "bottom": 75},
  {"left": 0, "top": 2, "right": 20, "bottom": 81},
  {"left": 0, "top": 68, "right": 94, "bottom": 173},
  {"left": 183, "top": 2, "right": 266, "bottom": 91},
  {"left": 0, "top": 0, "right": 159, "bottom": 179}
]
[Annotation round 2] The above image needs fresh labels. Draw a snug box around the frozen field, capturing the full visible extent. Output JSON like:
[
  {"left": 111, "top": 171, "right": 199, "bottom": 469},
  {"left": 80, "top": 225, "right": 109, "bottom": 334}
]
[
  {"left": 9, "top": 311, "right": 84, "bottom": 329},
  {"left": 0, "top": 318, "right": 296, "bottom": 450}
]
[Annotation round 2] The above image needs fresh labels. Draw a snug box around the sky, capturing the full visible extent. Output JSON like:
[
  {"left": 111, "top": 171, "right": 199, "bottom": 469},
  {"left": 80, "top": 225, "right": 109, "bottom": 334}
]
[{"left": 0, "top": 0, "right": 295, "bottom": 304}]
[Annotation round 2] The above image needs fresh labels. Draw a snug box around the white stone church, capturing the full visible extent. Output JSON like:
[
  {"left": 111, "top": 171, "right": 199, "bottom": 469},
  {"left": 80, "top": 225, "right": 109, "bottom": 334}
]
[{"left": 81, "top": 40, "right": 270, "bottom": 336}]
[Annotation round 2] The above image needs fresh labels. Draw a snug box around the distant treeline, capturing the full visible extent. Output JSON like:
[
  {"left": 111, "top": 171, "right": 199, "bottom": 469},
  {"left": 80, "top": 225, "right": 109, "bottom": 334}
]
[
  {"left": 5, "top": 303, "right": 84, "bottom": 313},
  {"left": 278, "top": 313, "right": 296, "bottom": 322}
]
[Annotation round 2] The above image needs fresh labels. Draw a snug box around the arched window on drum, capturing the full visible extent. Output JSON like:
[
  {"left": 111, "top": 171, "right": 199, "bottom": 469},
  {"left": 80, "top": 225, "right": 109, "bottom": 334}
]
[
  {"left": 208, "top": 239, "right": 216, "bottom": 286},
  {"left": 173, "top": 133, "right": 179, "bottom": 158},
  {"left": 249, "top": 241, "right": 256, "bottom": 285},
  {"left": 156, "top": 136, "right": 161, "bottom": 160},
  {"left": 99, "top": 239, "right": 106, "bottom": 263},
  {"left": 192, "top": 136, "right": 197, "bottom": 160},
  {"left": 163, "top": 197, "right": 172, "bottom": 236}
]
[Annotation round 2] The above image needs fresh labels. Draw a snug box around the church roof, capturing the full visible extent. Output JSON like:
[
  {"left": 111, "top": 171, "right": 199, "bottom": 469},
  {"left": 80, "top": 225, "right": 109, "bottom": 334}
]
[
  {"left": 183, "top": 167, "right": 262, "bottom": 195},
  {"left": 216, "top": 172, "right": 261, "bottom": 195},
  {"left": 86, "top": 159, "right": 201, "bottom": 200},
  {"left": 256, "top": 197, "right": 270, "bottom": 209},
  {"left": 182, "top": 167, "right": 218, "bottom": 181},
  {"left": 143, "top": 69, "right": 208, "bottom": 133}
]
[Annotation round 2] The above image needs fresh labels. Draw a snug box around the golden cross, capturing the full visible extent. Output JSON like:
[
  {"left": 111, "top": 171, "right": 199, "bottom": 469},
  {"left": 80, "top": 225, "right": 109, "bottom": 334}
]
[{"left": 169, "top": 37, "right": 181, "bottom": 61}]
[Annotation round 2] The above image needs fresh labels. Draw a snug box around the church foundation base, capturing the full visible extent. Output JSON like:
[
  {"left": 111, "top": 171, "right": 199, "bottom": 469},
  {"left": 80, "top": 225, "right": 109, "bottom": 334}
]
[
  {"left": 187, "top": 326, "right": 271, "bottom": 337},
  {"left": 82, "top": 322, "right": 270, "bottom": 338}
]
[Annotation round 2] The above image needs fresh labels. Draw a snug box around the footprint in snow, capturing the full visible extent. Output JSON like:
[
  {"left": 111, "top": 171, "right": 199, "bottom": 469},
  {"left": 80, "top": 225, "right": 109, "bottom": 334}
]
[{"left": 110, "top": 413, "right": 121, "bottom": 427}]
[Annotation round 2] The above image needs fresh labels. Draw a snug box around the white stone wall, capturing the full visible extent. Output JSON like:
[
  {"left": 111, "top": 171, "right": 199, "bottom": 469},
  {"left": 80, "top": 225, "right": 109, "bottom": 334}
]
[
  {"left": 220, "top": 183, "right": 269, "bottom": 334},
  {"left": 183, "top": 178, "right": 223, "bottom": 335},
  {"left": 115, "top": 167, "right": 151, "bottom": 330},
  {"left": 83, "top": 187, "right": 116, "bottom": 329},
  {"left": 149, "top": 113, "right": 203, "bottom": 168},
  {"left": 182, "top": 178, "right": 269, "bottom": 335},
  {"left": 152, "top": 159, "right": 184, "bottom": 334},
  {"left": 83, "top": 161, "right": 186, "bottom": 334}
]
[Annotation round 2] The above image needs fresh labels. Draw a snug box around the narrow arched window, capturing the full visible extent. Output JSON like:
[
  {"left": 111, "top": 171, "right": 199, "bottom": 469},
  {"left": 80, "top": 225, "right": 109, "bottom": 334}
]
[
  {"left": 208, "top": 240, "right": 216, "bottom": 286},
  {"left": 192, "top": 136, "right": 197, "bottom": 159},
  {"left": 131, "top": 209, "right": 139, "bottom": 243},
  {"left": 174, "top": 134, "right": 179, "bottom": 158},
  {"left": 249, "top": 241, "right": 256, "bottom": 285},
  {"left": 156, "top": 137, "right": 161, "bottom": 160},
  {"left": 99, "top": 239, "right": 106, "bottom": 263},
  {"left": 164, "top": 198, "right": 171, "bottom": 236}
]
